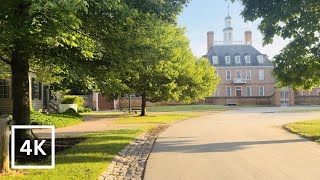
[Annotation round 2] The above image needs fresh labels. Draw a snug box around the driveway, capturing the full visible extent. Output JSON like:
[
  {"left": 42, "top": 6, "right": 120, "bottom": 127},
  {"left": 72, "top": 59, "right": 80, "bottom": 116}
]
[{"left": 144, "top": 107, "right": 320, "bottom": 180}]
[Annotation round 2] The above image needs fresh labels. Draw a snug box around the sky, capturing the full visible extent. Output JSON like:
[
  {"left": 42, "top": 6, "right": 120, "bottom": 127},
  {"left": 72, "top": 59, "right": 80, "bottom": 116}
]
[{"left": 177, "top": 0, "right": 290, "bottom": 59}]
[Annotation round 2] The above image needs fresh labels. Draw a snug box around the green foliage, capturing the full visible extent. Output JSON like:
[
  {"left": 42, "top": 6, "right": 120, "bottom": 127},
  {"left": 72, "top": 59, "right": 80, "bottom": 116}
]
[
  {"left": 114, "top": 113, "right": 199, "bottom": 124},
  {"left": 99, "top": 22, "right": 219, "bottom": 105},
  {"left": 0, "top": 0, "right": 190, "bottom": 125},
  {"left": 31, "top": 111, "right": 83, "bottom": 128},
  {"left": 232, "top": 0, "right": 320, "bottom": 89},
  {"left": 77, "top": 106, "right": 92, "bottom": 113},
  {"left": 63, "top": 108, "right": 82, "bottom": 117},
  {"left": 0, "top": 61, "right": 10, "bottom": 79},
  {"left": 61, "top": 95, "right": 84, "bottom": 107}
]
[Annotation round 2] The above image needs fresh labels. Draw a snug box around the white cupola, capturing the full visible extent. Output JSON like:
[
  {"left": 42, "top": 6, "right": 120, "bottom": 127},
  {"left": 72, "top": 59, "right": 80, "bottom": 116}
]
[{"left": 223, "top": 15, "right": 233, "bottom": 45}]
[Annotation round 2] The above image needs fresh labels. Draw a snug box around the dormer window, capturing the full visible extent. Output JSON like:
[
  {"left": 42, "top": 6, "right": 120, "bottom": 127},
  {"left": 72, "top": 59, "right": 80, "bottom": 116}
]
[
  {"left": 244, "top": 55, "right": 251, "bottom": 63},
  {"left": 257, "top": 55, "right": 264, "bottom": 64},
  {"left": 235, "top": 56, "right": 241, "bottom": 64},
  {"left": 225, "top": 55, "right": 231, "bottom": 64},
  {"left": 212, "top": 56, "right": 218, "bottom": 64}
]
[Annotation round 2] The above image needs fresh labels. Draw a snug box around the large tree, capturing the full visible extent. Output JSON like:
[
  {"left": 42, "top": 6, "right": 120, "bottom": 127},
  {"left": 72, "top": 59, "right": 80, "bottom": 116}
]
[
  {"left": 232, "top": 0, "right": 320, "bottom": 89},
  {"left": 0, "top": 0, "right": 96, "bottom": 140},
  {"left": 97, "top": 20, "right": 218, "bottom": 116},
  {"left": 0, "top": 0, "right": 189, "bottom": 139}
]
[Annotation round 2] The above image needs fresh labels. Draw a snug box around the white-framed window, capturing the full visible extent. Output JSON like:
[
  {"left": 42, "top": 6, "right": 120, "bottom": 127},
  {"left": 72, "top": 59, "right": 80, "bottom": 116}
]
[
  {"left": 246, "top": 70, "right": 251, "bottom": 80},
  {"left": 257, "top": 55, "right": 264, "bottom": 63},
  {"left": 259, "top": 86, "right": 265, "bottom": 96},
  {"left": 302, "top": 90, "right": 305, "bottom": 96},
  {"left": 235, "top": 70, "right": 242, "bottom": 78},
  {"left": 226, "top": 86, "right": 232, "bottom": 97},
  {"left": 225, "top": 56, "right": 231, "bottom": 64},
  {"left": 0, "top": 80, "right": 10, "bottom": 99},
  {"left": 212, "top": 56, "right": 218, "bottom": 64},
  {"left": 235, "top": 56, "right": 241, "bottom": 64},
  {"left": 226, "top": 70, "right": 231, "bottom": 80},
  {"left": 259, "top": 69, "right": 265, "bottom": 80},
  {"left": 245, "top": 55, "right": 251, "bottom": 63},
  {"left": 246, "top": 86, "right": 251, "bottom": 96},
  {"left": 317, "top": 89, "right": 320, "bottom": 95},
  {"left": 309, "top": 91, "right": 312, "bottom": 95}
]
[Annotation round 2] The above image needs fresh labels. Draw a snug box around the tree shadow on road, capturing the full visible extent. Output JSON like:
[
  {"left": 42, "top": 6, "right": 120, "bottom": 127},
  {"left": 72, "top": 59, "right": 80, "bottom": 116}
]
[{"left": 152, "top": 138, "right": 308, "bottom": 153}]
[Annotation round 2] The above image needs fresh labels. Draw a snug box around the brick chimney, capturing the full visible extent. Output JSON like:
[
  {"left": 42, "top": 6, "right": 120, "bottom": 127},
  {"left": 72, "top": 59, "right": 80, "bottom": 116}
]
[
  {"left": 207, "top": 31, "right": 214, "bottom": 52},
  {"left": 244, "top": 31, "right": 252, "bottom": 45}
]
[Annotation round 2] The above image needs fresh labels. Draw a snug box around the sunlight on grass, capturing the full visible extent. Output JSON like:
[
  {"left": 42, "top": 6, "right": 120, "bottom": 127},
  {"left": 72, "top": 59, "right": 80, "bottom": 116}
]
[
  {"left": 31, "top": 111, "right": 83, "bottom": 128},
  {"left": 80, "top": 111, "right": 132, "bottom": 118},
  {"left": 147, "top": 105, "right": 226, "bottom": 112},
  {"left": 286, "top": 119, "right": 320, "bottom": 142},
  {"left": 114, "top": 113, "right": 199, "bottom": 124},
  {"left": 0, "top": 127, "right": 153, "bottom": 180}
]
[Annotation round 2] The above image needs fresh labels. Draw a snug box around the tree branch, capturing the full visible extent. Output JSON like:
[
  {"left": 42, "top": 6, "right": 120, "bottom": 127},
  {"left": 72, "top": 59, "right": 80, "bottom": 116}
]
[{"left": 0, "top": 56, "right": 11, "bottom": 65}]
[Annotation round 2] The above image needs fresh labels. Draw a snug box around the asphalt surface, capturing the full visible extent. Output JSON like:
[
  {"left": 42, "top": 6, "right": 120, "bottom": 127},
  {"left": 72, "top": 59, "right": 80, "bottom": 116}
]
[{"left": 144, "top": 107, "right": 320, "bottom": 180}]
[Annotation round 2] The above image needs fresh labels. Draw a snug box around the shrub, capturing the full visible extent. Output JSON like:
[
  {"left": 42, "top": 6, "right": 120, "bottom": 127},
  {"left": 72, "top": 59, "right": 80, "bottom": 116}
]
[
  {"left": 78, "top": 106, "right": 92, "bottom": 113},
  {"left": 63, "top": 108, "right": 82, "bottom": 117},
  {"left": 85, "top": 107, "right": 92, "bottom": 112},
  {"left": 61, "top": 95, "right": 84, "bottom": 107}
]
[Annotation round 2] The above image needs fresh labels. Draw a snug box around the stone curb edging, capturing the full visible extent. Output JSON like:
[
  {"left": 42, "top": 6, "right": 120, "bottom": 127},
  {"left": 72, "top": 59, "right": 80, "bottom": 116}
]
[{"left": 99, "top": 125, "right": 169, "bottom": 180}]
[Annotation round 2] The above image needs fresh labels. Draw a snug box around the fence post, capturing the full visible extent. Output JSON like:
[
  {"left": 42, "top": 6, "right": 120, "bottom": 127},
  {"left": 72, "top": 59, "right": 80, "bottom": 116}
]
[{"left": 0, "top": 116, "right": 11, "bottom": 173}]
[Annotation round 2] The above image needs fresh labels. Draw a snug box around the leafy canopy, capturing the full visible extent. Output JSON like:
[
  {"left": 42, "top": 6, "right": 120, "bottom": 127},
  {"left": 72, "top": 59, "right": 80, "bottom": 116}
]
[{"left": 232, "top": 0, "right": 320, "bottom": 89}]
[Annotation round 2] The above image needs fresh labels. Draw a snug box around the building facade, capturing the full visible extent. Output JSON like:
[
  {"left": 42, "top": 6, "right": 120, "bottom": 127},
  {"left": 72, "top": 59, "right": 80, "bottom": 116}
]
[
  {"left": 0, "top": 74, "right": 57, "bottom": 114},
  {"left": 204, "top": 15, "right": 275, "bottom": 100}
]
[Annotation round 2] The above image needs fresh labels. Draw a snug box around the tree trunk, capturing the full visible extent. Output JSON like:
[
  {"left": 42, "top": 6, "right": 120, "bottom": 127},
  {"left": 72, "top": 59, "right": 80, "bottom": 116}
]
[
  {"left": 11, "top": 49, "right": 34, "bottom": 141},
  {"left": 0, "top": 117, "right": 10, "bottom": 173},
  {"left": 140, "top": 93, "right": 147, "bottom": 116}
]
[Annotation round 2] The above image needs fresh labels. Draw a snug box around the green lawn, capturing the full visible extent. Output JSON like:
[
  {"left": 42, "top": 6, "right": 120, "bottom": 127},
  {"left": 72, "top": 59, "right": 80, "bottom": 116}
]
[
  {"left": 31, "top": 111, "right": 83, "bottom": 128},
  {"left": 147, "top": 105, "right": 226, "bottom": 112},
  {"left": 1, "top": 127, "right": 152, "bottom": 180},
  {"left": 114, "top": 113, "right": 199, "bottom": 124},
  {"left": 286, "top": 119, "right": 320, "bottom": 142},
  {"left": 80, "top": 111, "right": 132, "bottom": 118}
]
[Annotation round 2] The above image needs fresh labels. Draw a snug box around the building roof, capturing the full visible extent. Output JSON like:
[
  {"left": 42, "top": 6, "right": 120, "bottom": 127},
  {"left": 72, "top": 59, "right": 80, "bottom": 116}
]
[{"left": 205, "top": 45, "right": 273, "bottom": 67}]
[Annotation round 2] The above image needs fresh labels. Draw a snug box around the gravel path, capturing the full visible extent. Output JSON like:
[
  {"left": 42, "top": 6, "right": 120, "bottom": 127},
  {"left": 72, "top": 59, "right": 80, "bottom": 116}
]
[{"left": 144, "top": 107, "right": 320, "bottom": 180}]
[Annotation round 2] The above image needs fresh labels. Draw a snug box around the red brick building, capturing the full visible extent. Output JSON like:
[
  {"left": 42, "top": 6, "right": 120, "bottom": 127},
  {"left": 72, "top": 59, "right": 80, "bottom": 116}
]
[{"left": 204, "top": 15, "right": 275, "bottom": 101}]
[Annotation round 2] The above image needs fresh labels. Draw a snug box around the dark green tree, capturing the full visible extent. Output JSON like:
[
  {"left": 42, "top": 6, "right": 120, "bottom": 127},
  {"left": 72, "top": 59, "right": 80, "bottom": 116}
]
[
  {"left": 0, "top": 0, "right": 189, "bottom": 139},
  {"left": 97, "top": 21, "right": 218, "bottom": 116},
  {"left": 232, "top": 0, "right": 320, "bottom": 89}
]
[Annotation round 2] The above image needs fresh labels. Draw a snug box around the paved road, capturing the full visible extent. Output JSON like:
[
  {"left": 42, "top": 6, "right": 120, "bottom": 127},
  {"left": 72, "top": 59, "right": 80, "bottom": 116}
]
[{"left": 144, "top": 107, "right": 320, "bottom": 180}]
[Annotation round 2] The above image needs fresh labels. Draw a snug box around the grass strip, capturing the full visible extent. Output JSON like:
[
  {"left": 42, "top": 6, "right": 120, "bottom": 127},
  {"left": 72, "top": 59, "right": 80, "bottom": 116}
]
[
  {"left": 286, "top": 119, "right": 320, "bottom": 142},
  {"left": 147, "top": 105, "right": 226, "bottom": 112},
  {"left": 1, "top": 127, "right": 153, "bottom": 179},
  {"left": 114, "top": 113, "right": 199, "bottom": 124}
]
